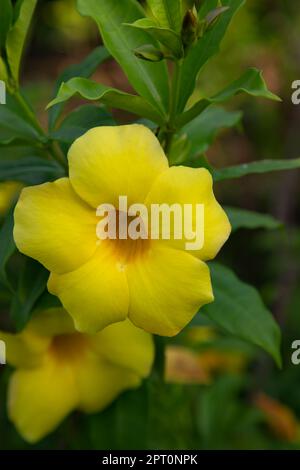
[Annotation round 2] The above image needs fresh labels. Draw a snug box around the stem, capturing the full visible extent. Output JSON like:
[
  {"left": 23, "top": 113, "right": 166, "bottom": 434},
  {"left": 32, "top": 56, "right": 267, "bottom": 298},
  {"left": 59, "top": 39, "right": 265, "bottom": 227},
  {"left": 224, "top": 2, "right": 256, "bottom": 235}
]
[
  {"left": 50, "top": 141, "right": 68, "bottom": 171},
  {"left": 13, "top": 90, "right": 68, "bottom": 172},
  {"left": 169, "top": 60, "right": 182, "bottom": 126},
  {"left": 13, "top": 90, "right": 45, "bottom": 136},
  {"left": 162, "top": 60, "right": 183, "bottom": 156}
]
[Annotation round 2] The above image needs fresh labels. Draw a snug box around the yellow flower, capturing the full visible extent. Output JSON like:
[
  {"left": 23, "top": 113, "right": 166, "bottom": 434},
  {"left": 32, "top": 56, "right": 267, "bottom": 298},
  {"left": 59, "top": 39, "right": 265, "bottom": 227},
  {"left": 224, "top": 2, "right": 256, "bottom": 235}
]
[
  {"left": 0, "top": 181, "right": 23, "bottom": 215},
  {"left": 14, "top": 125, "right": 231, "bottom": 336},
  {"left": 165, "top": 345, "right": 247, "bottom": 385},
  {"left": 0, "top": 308, "right": 154, "bottom": 443},
  {"left": 165, "top": 346, "right": 211, "bottom": 384}
]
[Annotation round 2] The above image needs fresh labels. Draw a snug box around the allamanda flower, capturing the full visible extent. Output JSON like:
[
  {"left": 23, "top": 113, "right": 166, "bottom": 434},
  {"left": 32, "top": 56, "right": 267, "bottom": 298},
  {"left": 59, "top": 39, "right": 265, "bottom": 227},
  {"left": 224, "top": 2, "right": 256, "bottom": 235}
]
[
  {"left": 0, "top": 308, "right": 154, "bottom": 443},
  {"left": 14, "top": 125, "right": 231, "bottom": 336}
]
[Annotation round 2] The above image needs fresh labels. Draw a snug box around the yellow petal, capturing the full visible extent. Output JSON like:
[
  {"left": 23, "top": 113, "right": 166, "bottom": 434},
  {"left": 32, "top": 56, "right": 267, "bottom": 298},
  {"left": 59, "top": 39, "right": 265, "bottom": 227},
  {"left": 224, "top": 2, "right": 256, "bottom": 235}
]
[
  {"left": 127, "top": 243, "right": 214, "bottom": 336},
  {"left": 0, "top": 329, "right": 50, "bottom": 368},
  {"left": 77, "top": 350, "right": 141, "bottom": 413},
  {"left": 8, "top": 355, "right": 78, "bottom": 443},
  {"left": 14, "top": 178, "right": 97, "bottom": 274},
  {"left": 89, "top": 319, "right": 154, "bottom": 378},
  {"left": 145, "top": 166, "right": 231, "bottom": 260},
  {"left": 68, "top": 125, "right": 169, "bottom": 208},
  {"left": 48, "top": 248, "right": 129, "bottom": 334}
]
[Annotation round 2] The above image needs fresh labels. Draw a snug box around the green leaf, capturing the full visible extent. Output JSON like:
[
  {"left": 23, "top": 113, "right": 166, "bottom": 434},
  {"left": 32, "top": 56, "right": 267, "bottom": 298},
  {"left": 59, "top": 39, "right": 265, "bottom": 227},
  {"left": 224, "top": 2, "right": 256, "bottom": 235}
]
[
  {"left": 201, "top": 263, "right": 281, "bottom": 366},
  {"left": 186, "top": 153, "right": 214, "bottom": 170},
  {"left": 50, "top": 104, "right": 115, "bottom": 145},
  {"left": 147, "top": 0, "right": 182, "bottom": 32},
  {"left": 177, "top": 0, "right": 245, "bottom": 112},
  {"left": 126, "top": 18, "right": 183, "bottom": 58},
  {"left": 182, "top": 0, "right": 195, "bottom": 12},
  {"left": 168, "top": 133, "right": 191, "bottom": 165},
  {"left": 177, "top": 68, "right": 280, "bottom": 127},
  {"left": 212, "top": 68, "right": 280, "bottom": 101},
  {"left": 0, "top": 144, "right": 47, "bottom": 160},
  {"left": 49, "top": 46, "right": 110, "bottom": 130},
  {"left": 198, "top": 0, "right": 219, "bottom": 18},
  {"left": 0, "top": 57, "right": 8, "bottom": 81},
  {"left": 0, "top": 103, "right": 41, "bottom": 144},
  {"left": 33, "top": 291, "right": 62, "bottom": 313},
  {"left": 10, "top": 259, "right": 49, "bottom": 331},
  {"left": 205, "top": 6, "right": 230, "bottom": 29},
  {"left": 213, "top": 158, "right": 300, "bottom": 181},
  {"left": 48, "top": 77, "right": 165, "bottom": 125},
  {"left": 0, "top": 206, "right": 16, "bottom": 289},
  {"left": 183, "top": 106, "right": 242, "bottom": 157},
  {"left": 0, "top": 158, "right": 64, "bottom": 185},
  {"left": 225, "top": 206, "right": 282, "bottom": 232},
  {"left": 6, "top": 0, "right": 37, "bottom": 84},
  {"left": 77, "top": 0, "right": 169, "bottom": 116},
  {"left": 0, "top": 0, "right": 13, "bottom": 49}
]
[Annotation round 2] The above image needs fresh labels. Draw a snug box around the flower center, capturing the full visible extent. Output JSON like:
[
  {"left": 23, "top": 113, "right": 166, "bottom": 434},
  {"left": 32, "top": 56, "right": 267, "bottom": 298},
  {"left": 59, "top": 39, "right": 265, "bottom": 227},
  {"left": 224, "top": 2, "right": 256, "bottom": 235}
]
[
  {"left": 99, "top": 210, "right": 151, "bottom": 265},
  {"left": 50, "top": 333, "right": 88, "bottom": 361}
]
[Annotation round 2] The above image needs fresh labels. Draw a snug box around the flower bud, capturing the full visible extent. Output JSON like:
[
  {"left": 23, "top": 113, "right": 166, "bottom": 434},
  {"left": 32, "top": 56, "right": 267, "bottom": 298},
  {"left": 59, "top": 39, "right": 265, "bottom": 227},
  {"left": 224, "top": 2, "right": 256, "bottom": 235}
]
[
  {"left": 134, "top": 44, "right": 164, "bottom": 62},
  {"left": 181, "top": 9, "right": 198, "bottom": 50}
]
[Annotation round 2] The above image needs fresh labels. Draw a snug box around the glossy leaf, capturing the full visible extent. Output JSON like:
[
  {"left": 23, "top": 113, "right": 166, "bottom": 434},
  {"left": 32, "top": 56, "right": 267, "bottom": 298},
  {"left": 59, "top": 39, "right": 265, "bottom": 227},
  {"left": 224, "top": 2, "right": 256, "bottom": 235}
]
[
  {"left": 201, "top": 263, "right": 282, "bottom": 366},
  {"left": 0, "top": 158, "right": 65, "bottom": 185},
  {"left": 177, "top": 0, "right": 245, "bottom": 112},
  {"left": 0, "top": 206, "right": 15, "bottom": 289},
  {"left": 0, "top": 0, "right": 13, "bottom": 49},
  {"left": 48, "top": 77, "right": 165, "bottom": 124},
  {"left": 77, "top": 0, "right": 169, "bottom": 116},
  {"left": 177, "top": 68, "right": 280, "bottom": 127},
  {"left": 125, "top": 18, "right": 183, "bottom": 58},
  {"left": 0, "top": 144, "right": 47, "bottom": 160},
  {"left": 10, "top": 259, "right": 49, "bottom": 331},
  {"left": 6, "top": 0, "right": 37, "bottom": 84},
  {"left": 147, "top": 0, "right": 182, "bottom": 32},
  {"left": 183, "top": 106, "right": 242, "bottom": 157},
  {"left": 205, "top": 6, "right": 230, "bottom": 29},
  {"left": 50, "top": 104, "right": 115, "bottom": 145},
  {"left": 225, "top": 206, "right": 282, "bottom": 232},
  {"left": 33, "top": 291, "right": 62, "bottom": 313},
  {"left": 49, "top": 46, "right": 110, "bottom": 130},
  {"left": 168, "top": 133, "right": 191, "bottom": 165},
  {"left": 186, "top": 153, "right": 215, "bottom": 170},
  {"left": 198, "top": 0, "right": 219, "bottom": 18},
  {"left": 182, "top": 0, "right": 195, "bottom": 11},
  {"left": 0, "top": 57, "right": 8, "bottom": 81},
  {"left": 0, "top": 104, "right": 42, "bottom": 144},
  {"left": 213, "top": 158, "right": 300, "bottom": 181}
]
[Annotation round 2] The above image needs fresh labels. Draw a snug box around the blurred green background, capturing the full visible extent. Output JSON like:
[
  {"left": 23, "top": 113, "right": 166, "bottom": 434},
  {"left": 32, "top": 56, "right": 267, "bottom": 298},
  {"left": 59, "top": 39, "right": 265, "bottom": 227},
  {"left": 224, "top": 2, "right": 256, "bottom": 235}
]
[{"left": 1, "top": 0, "right": 300, "bottom": 450}]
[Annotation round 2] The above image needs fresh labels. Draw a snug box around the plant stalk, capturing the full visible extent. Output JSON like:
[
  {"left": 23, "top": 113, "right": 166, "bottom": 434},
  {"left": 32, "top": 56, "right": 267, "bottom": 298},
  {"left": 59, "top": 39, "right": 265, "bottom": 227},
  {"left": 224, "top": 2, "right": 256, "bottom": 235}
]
[{"left": 13, "top": 90, "right": 68, "bottom": 171}]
